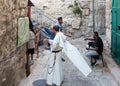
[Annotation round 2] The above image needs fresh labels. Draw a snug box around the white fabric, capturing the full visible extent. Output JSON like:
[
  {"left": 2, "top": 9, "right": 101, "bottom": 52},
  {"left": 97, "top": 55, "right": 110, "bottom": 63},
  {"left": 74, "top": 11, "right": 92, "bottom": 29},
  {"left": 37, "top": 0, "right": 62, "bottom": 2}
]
[
  {"left": 47, "top": 52, "right": 63, "bottom": 86},
  {"left": 86, "top": 50, "right": 99, "bottom": 58},
  {"left": 48, "top": 39, "right": 53, "bottom": 44},
  {"left": 47, "top": 32, "right": 92, "bottom": 85},
  {"left": 58, "top": 32, "right": 92, "bottom": 76},
  {"left": 28, "top": 31, "right": 36, "bottom": 49},
  {"left": 47, "top": 34, "right": 64, "bottom": 85}
]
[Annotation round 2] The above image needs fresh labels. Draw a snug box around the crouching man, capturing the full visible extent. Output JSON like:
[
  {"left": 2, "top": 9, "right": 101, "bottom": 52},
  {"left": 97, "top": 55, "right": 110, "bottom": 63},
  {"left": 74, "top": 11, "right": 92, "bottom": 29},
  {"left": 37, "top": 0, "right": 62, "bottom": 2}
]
[{"left": 85, "top": 32, "right": 104, "bottom": 65}]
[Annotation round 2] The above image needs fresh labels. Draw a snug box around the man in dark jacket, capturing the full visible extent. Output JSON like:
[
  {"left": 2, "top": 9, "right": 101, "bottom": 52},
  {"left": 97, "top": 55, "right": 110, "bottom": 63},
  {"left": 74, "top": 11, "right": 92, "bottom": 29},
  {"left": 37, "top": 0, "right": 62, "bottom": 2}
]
[{"left": 85, "top": 32, "right": 103, "bottom": 58}]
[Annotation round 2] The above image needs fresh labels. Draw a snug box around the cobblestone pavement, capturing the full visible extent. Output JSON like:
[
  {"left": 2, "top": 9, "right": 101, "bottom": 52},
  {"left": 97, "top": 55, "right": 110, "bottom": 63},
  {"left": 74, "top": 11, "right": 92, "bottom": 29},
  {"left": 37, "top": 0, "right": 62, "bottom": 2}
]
[{"left": 19, "top": 38, "right": 118, "bottom": 86}]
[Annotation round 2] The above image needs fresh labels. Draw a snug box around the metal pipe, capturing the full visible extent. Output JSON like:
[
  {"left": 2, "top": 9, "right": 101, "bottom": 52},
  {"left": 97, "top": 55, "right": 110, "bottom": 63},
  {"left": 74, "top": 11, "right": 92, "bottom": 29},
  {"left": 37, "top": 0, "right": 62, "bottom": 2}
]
[{"left": 92, "top": 0, "right": 95, "bottom": 32}]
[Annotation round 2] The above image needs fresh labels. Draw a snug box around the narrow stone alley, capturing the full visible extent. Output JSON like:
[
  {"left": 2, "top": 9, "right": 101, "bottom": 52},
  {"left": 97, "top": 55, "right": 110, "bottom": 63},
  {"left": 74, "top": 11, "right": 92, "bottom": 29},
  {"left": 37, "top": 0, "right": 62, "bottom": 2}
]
[
  {"left": 19, "top": 37, "right": 118, "bottom": 86},
  {"left": 1, "top": 0, "right": 120, "bottom": 86}
]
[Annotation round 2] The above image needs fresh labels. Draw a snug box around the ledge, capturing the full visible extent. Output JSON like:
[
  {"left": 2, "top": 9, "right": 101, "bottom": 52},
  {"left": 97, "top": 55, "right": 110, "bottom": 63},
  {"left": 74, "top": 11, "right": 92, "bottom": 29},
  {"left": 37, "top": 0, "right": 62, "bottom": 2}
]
[{"left": 104, "top": 49, "right": 120, "bottom": 86}]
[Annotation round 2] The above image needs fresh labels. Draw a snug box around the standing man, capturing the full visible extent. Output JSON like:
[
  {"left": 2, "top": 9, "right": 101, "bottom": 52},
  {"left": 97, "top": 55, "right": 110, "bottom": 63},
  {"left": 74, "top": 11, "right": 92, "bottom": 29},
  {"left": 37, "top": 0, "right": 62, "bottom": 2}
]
[
  {"left": 55, "top": 17, "right": 72, "bottom": 37},
  {"left": 55, "top": 17, "right": 71, "bottom": 62},
  {"left": 45, "top": 25, "right": 92, "bottom": 86},
  {"left": 55, "top": 17, "right": 63, "bottom": 32}
]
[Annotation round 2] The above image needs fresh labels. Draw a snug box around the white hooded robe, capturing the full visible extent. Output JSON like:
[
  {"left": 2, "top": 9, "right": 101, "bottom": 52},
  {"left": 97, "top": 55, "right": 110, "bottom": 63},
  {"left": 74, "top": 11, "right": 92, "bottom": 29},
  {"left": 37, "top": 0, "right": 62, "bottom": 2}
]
[{"left": 47, "top": 32, "right": 92, "bottom": 86}]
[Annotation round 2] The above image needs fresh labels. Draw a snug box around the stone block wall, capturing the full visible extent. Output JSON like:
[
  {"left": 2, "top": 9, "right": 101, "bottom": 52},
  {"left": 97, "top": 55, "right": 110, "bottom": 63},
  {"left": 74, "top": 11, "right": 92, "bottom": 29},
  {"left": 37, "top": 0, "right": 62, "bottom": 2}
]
[
  {"left": 106, "top": 0, "right": 112, "bottom": 50},
  {"left": 0, "top": 0, "right": 28, "bottom": 86},
  {"left": 31, "top": 0, "right": 106, "bottom": 38}
]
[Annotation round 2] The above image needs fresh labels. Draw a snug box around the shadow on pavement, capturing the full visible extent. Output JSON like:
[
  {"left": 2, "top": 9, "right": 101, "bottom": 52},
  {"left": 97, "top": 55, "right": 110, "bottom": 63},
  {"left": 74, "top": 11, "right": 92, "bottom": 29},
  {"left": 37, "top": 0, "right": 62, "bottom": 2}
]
[{"left": 33, "top": 79, "right": 46, "bottom": 86}]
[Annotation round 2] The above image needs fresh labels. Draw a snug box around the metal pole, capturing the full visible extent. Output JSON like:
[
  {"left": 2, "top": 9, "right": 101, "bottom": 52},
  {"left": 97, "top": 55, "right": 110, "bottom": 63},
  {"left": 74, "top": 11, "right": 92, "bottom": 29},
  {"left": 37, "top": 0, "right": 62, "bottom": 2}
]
[
  {"left": 92, "top": 0, "right": 95, "bottom": 32},
  {"left": 26, "top": 42, "right": 30, "bottom": 76}
]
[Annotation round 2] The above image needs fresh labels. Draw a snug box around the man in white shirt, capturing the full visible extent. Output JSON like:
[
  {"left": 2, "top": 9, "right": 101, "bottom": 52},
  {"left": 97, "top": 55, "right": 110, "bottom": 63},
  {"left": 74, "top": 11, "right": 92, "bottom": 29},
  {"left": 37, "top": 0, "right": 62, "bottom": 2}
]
[{"left": 55, "top": 17, "right": 63, "bottom": 32}]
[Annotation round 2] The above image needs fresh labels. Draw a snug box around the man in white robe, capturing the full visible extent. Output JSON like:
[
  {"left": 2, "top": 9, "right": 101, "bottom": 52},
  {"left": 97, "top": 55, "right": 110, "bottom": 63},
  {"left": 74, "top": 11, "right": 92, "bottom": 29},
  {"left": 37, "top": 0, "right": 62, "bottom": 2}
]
[{"left": 45, "top": 25, "right": 92, "bottom": 86}]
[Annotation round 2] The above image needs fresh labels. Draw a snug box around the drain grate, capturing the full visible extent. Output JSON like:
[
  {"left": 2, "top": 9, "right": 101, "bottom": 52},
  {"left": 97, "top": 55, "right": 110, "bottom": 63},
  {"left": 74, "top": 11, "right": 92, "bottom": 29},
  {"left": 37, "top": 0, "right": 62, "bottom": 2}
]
[{"left": 32, "top": 80, "right": 46, "bottom": 86}]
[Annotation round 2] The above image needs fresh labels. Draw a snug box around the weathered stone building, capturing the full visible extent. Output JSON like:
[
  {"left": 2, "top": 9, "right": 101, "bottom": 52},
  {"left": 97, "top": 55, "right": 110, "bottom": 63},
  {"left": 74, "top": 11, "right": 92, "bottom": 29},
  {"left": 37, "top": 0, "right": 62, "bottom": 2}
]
[{"left": 0, "top": 0, "right": 28, "bottom": 86}]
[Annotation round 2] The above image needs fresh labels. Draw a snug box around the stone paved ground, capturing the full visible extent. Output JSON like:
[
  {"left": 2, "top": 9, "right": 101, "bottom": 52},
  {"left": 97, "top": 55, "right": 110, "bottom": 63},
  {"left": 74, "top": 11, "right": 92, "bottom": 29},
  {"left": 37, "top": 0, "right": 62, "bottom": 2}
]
[{"left": 19, "top": 38, "right": 118, "bottom": 86}]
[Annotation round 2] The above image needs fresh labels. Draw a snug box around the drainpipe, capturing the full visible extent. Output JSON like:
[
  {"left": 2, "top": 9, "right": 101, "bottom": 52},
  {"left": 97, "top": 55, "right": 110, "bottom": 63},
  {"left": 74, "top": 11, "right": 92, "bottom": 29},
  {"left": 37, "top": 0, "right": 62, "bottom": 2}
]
[
  {"left": 92, "top": 0, "right": 95, "bottom": 32},
  {"left": 26, "top": 5, "right": 31, "bottom": 77},
  {"left": 27, "top": 6, "right": 31, "bottom": 18}
]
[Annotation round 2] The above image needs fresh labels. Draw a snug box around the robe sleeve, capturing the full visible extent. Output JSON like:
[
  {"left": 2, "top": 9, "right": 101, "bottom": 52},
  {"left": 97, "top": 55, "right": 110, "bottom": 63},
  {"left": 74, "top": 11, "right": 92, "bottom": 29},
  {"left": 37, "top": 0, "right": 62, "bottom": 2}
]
[
  {"left": 48, "top": 39, "right": 53, "bottom": 44},
  {"left": 48, "top": 34, "right": 60, "bottom": 51}
]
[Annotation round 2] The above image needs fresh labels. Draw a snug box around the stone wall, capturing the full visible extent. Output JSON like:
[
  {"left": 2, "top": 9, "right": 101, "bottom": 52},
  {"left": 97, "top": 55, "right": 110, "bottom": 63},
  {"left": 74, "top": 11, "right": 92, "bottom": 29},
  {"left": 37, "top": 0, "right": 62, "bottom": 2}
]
[
  {"left": 106, "top": 0, "right": 112, "bottom": 50},
  {"left": 31, "top": 0, "right": 106, "bottom": 38},
  {"left": 95, "top": 0, "right": 106, "bottom": 34},
  {"left": 0, "top": 0, "right": 28, "bottom": 86}
]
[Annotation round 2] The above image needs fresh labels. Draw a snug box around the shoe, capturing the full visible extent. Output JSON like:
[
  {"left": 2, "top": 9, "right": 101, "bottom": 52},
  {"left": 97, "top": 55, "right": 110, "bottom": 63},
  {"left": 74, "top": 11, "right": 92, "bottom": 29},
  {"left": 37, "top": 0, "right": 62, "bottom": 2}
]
[
  {"left": 62, "top": 58, "right": 65, "bottom": 62},
  {"left": 91, "top": 62, "right": 96, "bottom": 67},
  {"left": 91, "top": 61, "right": 97, "bottom": 67},
  {"left": 29, "top": 60, "right": 34, "bottom": 65},
  {"left": 46, "top": 84, "right": 51, "bottom": 86}
]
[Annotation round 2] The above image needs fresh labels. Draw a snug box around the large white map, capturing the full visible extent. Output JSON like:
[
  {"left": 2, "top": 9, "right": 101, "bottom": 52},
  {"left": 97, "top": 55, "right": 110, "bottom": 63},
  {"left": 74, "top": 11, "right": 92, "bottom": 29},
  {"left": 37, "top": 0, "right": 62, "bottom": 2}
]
[{"left": 18, "top": 17, "right": 29, "bottom": 47}]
